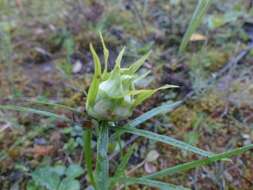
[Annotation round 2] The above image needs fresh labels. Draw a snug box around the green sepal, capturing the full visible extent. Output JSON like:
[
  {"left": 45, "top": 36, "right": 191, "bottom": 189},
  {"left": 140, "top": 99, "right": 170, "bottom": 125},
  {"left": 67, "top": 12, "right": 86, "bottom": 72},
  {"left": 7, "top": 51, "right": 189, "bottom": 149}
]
[
  {"left": 99, "top": 32, "right": 109, "bottom": 77},
  {"left": 86, "top": 43, "right": 102, "bottom": 109},
  {"left": 131, "top": 85, "right": 178, "bottom": 107},
  {"left": 115, "top": 47, "right": 126, "bottom": 69},
  {"left": 125, "top": 51, "right": 151, "bottom": 75}
]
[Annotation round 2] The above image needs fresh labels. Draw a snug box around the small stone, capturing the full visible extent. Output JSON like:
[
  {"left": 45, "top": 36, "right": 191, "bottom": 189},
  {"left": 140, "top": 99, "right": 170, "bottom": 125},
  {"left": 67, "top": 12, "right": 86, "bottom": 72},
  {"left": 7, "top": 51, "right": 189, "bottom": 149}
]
[{"left": 72, "top": 60, "right": 82, "bottom": 73}]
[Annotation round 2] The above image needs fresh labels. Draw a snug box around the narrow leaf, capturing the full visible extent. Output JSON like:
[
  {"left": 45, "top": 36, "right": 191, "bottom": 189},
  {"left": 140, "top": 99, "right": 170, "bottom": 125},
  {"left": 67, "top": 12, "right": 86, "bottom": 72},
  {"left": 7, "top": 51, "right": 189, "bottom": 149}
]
[
  {"left": 25, "top": 99, "right": 80, "bottom": 113},
  {"left": 118, "top": 126, "right": 213, "bottom": 157},
  {"left": 0, "top": 105, "right": 70, "bottom": 121},
  {"left": 126, "top": 51, "right": 151, "bottom": 74},
  {"left": 114, "top": 145, "right": 135, "bottom": 177},
  {"left": 95, "top": 124, "right": 109, "bottom": 190},
  {"left": 114, "top": 47, "right": 126, "bottom": 69},
  {"left": 131, "top": 85, "right": 178, "bottom": 107},
  {"left": 99, "top": 32, "right": 109, "bottom": 76},
  {"left": 128, "top": 101, "right": 182, "bottom": 127},
  {"left": 83, "top": 129, "right": 96, "bottom": 188},
  {"left": 109, "top": 145, "right": 135, "bottom": 189},
  {"left": 87, "top": 44, "right": 102, "bottom": 108},
  {"left": 179, "top": 0, "right": 212, "bottom": 53},
  {"left": 118, "top": 177, "right": 190, "bottom": 190},
  {"left": 111, "top": 101, "right": 182, "bottom": 141},
  {"left": 143, "top": 144, "right": 253, "bottom": 179}
]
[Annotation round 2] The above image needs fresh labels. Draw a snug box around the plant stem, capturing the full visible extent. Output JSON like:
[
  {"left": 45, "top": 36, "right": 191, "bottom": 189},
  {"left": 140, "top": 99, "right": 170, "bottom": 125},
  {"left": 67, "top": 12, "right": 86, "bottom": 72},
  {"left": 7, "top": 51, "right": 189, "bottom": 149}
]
[
  {"left": 83, "top": 128, "right": 96, "bottom": 188},
  {"left": 95, "top": 121, "right": 109, "bottom": 190}
]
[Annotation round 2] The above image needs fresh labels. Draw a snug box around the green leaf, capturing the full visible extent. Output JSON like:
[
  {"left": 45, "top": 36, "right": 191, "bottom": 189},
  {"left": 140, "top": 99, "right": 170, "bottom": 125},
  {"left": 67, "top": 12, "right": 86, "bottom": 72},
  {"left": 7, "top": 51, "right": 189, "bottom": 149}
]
[
  {"left": 143, "top": 144, "right": 253, "bottom": 179},
  {"left": 52, "top": 165, "right": 66, "bottom": 176},
  {"left": 31, "top": 167, "right": 60, "bottom": 190},
  {"left": 114, "top": 47, "right": 126, "bottom": 69},
  {"left": 114, "top": 145, "right": 135, "bottom": 177},
  {"left": 126, "top": 51, "right": 151, "bottom": 75},
  {"left": 99, "top": 32, "right": 109, "bottom": 76},
  {"left": 128, "top": 101, "right": 182, "bottom": 127},
  {"left": 65, "top": 164, "right": 84, "bottom": 179},
  {"left": 132, "top": 89, "right": 156, "bottom": 107},
  {"left": 83, "top": 129, "right": 96, "bottom": 187},
  {"left": 95, "top": 123, "right": 109, "bottom": 190},
  {"left": 131, "top": 85, "right": 178, "bottom": 107},
  {"left": 118, "top": 126, "right": 212, "bottom": 157},
  {"left": 111, "top": 101, "right": 182, "bottom": 141},
  {"left": 26, "top": 180, "right": 41, "bottom": 190},
  {"left": 86, "top": 44, "right": 102, "bottom": 108},
  {"left": 58, "top": 178, "right": 80, "bottom": 190},
  {"left": 25, "top": 99, "right": 80, "bottom": 113},
  {"left": 179, "top": 0, "right": 212, "bottom": 53},
  {"left": 109, "top": 145, "right": 135, "bottom": 189},
  {"left": 118, "top": 177, "right": 190, "bottom": 190},
  {"left": 0, "top": 105, "right": 70, "bottom": 122}
]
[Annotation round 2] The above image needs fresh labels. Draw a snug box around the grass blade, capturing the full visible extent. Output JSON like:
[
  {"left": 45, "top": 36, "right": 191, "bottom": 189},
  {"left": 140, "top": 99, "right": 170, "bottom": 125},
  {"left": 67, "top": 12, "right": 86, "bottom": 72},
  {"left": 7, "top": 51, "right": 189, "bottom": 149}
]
[
  {"left": 118, "top": 126, "right": 212, "bottom": 157},
  {"left": 0, "top": 105, "right": 70, "bottom": 122},
  {"left": 114, "top": 145, "right": 135, "bottom": 177},
  {"left": 24, "top": 99, "right": 81, "bottom": 113},
  {"left": 179, "top": 0, "right": 212, "bottom": 53},
  {"left": 111, "top": 101, "right": 182, "bottom": 141},
  {"left": 109, "top": 145, "right": 135, "bottom": 189},
  {"left": 143, "top": 144, "right": 253, "bottom": 179},
  {"left": 83, "top": 129, "right": 96, "bottom": 188},
  {"left": 95, "top": 123, "right": 109, "bottom": 190},
  {"left": 118, "top": 177, "right": 190, "bottom": 190},
  {"left": 128, "top": 101, "right": 182, "bottom": 128}
]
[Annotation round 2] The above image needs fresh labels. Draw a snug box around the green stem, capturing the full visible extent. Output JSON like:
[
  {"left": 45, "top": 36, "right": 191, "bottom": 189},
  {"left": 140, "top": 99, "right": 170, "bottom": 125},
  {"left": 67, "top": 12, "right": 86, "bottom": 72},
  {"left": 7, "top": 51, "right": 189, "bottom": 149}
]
[
  {"left": 83, "top": 129, "right": 96, "bottom": 188},
  {"left": 95, "top": 121, "right": 109, "bottom": 190}
]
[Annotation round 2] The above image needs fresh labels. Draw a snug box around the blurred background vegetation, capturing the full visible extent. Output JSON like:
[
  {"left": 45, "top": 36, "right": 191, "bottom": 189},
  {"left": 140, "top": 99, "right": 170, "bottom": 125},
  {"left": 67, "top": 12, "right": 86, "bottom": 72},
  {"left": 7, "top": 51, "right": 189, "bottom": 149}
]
[{"left": 0, "top": 0, "right": 253, "bottom": 189}]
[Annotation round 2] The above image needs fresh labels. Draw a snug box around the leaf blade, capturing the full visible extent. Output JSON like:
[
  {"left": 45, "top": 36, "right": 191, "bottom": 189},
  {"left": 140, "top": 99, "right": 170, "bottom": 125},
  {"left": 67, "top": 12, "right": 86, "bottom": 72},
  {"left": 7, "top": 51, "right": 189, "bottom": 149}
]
[
  {"left": 95, "top": 124, "right": 109, "bottom": 190},
  {"left": 143, "top": 144, "right": 253, "bottom": 179},
  {"left": 179, "top": 0, "right": 212, "bottom": 53},
  {"left": 0, "top": 105, "right": 70, "bottom": 121},
  {"left": 118, "top": 126, "right": 213, "bottom": 157},
  {"left": 131, "top": 85, "right": 178, "bottom": 107},
  {"left": 128, "top": 101, "right": 182, "bottom": 127},
  {"left": 99, "top": 32, "right": 109, "bottom": 76},
  {"left": 118, "top": 177, "right": 190, "bottom": 190},
  {"left": 86, "top": 44, "right": 102, "bottom": 109},
  {"left": 126, "top": 51, "right": 151, "bottom": 75},
  {"left": 83, "top": 129, "right": 96, "bottom": 188}
]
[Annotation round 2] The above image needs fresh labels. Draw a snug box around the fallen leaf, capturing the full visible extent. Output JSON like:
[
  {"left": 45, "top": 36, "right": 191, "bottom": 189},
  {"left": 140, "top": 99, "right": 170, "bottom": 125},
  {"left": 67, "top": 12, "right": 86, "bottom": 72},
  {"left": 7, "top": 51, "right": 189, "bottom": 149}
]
[{"left": 190, "top": 33, "right": 207, "bottom": 41}]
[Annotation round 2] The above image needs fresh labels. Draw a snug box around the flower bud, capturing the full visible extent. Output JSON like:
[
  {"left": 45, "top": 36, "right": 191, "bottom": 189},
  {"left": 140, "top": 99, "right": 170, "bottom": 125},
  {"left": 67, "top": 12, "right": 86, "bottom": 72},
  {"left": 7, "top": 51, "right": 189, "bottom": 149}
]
[{"left": 86, "top": 33, "right": 177, "bottom": 121}]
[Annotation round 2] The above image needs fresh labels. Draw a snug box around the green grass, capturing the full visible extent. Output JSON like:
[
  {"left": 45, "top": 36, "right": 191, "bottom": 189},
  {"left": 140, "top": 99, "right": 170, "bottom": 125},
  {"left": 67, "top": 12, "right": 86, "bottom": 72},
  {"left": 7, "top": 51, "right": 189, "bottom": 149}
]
[{"left": 179, "top": 0, "right": 212, "bottom": 53}]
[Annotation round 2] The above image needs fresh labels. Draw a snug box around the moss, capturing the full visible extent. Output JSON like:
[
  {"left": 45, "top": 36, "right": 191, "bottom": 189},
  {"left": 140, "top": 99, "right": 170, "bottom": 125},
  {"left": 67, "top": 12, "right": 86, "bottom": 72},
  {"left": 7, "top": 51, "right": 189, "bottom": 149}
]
[
  {"left": 194, "top": 91, "right": 225, "bottom": 114},
  {"left": 170, "top": 105, "right": 197, "bottom": 129},
  {"left": 64, "top": 93, "right": 83, "bottom": 107}
]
